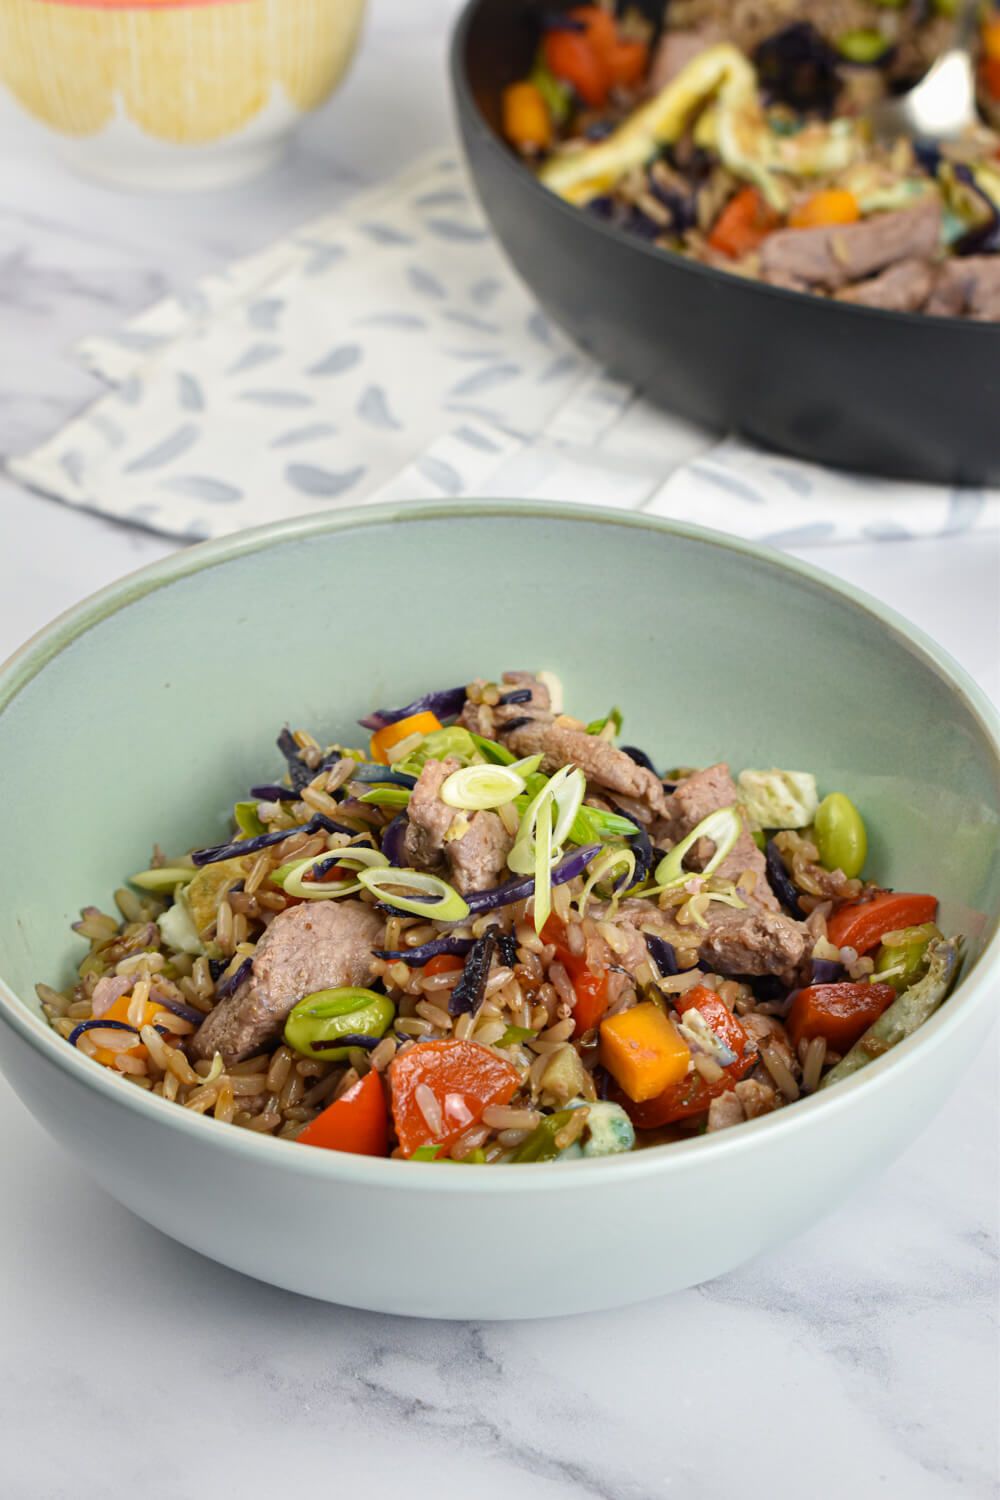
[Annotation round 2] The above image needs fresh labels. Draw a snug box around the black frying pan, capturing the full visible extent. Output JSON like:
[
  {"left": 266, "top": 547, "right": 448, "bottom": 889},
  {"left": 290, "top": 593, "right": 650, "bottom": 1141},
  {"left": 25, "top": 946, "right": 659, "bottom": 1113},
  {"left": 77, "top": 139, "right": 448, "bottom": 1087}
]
[{"left": 450, "top": 0, "right": 1000, "bottom": 483}]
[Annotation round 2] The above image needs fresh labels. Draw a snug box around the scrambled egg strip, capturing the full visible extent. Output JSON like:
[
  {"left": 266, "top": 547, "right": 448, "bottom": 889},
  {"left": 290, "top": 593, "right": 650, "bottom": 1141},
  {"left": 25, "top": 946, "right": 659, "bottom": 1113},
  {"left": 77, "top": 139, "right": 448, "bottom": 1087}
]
[{"left": 539, "top": 43, "right": 863, "bottom": 214}]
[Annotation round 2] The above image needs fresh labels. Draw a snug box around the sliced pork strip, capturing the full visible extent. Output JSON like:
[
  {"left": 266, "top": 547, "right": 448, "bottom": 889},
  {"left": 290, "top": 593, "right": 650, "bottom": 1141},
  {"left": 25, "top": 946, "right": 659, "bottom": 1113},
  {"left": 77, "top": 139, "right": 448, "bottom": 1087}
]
[
  {"left": 191, "top": 900, "right": 385, "bottom": 1063},
  {"left": 835, "top": 258, "right": 935, "bottom": 313},
  {"left": 458, "top": 670, "right": 553, "bottom": 736},
  {"left": 447, "top": 811, "right": 513, "bottom": 894},
  {"left": 403, "top": 757, "right": 513, "bottom": 893},
  {"left": 761, "top": 197, "right": 942, "bottom": 291},
  {"left": 606, "top": 894, "right": 807, "bottom": 982},
  {"left": 926, "top": 256, "right": 1000, "bottom": 320},
  {"left": 656, "top": 763, "right": 779, "bottom": 912},
  {"left": 503, "top": 720, "right": 670, "bottom": 821}
]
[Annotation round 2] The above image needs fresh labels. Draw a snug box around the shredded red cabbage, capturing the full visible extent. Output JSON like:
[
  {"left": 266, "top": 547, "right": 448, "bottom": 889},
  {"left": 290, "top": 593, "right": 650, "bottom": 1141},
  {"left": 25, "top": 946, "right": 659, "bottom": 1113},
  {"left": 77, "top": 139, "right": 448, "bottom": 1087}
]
[
  {"left": 499, "top": 688, "right": 532, "bottom": 705},
  {"left": 192, "top": 813, "right": 359, "bottom": 867},
  {"left": 358, "top": 686, "right": 467, "bottom": 732},
  {"left": 464, "top": 844, "right": 601, "bottom": 915},
  {"left": 374, "top": 935, "right": 475, "bottom": 966},
  {"left": 349, "top": 765, "right": 418, "bottom": 788},
  {"left": 621, "top": 745, "right": 658, "bottom": 774},
  {"left": 277, "top": 727, "right": 314, "bottom": 793},
  {"left": 608, "top": 799, "right": 654, "bottom": 888},
  {"left": 811, "top": 958, "right": 845, "bottom": 985},
  {"left": 250, "top": 784, "right": 299, "bottom": 801},
  {"left": 150, "top": 992, "right": 206, "bottom": 1026},
  {"left": 67, "top": 1019, "right": 169, "bottom": 1047},
  {"left": 765, "top": 839, "right": 805, "bottom": 919},
  {"left": 381, "top": 814, "right": 409, "bottom": 868},
  {"left": 449, "top": 929, "right": 498, "bottom": 1017},
  {"left": 498, "top": 932, "right": 518, "bottom": 968},
  {"left": 310, "top": 1034, "right": 380, "bottom": 1052},
  {"left": 215, "top": 957, "right": 253, "bottom": 999}
]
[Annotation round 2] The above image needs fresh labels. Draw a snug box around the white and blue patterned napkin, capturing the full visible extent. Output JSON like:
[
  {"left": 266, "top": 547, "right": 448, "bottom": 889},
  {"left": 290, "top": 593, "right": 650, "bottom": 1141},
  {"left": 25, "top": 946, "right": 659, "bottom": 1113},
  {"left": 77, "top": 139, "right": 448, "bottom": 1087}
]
[{"left": 9, "top": 151, "right": 999, "bottom": 545}]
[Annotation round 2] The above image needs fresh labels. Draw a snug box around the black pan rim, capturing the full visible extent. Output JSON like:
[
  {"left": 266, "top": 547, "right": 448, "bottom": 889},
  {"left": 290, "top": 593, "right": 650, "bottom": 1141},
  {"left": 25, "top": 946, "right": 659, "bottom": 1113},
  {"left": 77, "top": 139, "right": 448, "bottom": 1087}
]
[{"left": 450, "top": 0, "right": 1000, "bottom": 340}]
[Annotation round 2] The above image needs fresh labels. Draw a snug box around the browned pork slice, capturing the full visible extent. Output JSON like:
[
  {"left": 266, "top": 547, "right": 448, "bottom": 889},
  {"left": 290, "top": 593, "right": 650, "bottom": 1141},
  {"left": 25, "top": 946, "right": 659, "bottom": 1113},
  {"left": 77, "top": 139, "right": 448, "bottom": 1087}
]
[
  {"left": 608, "top": 896, "right": 808, "bottom": 982},
  {"left": 655, "top": 763, "right": 779, "bottom": 912},
  {"left": 459, "top": 669, "right": 553, "bottom": 737},
  {"left": 503, "top": 720, "right": 670, "bottom": 822},
  {"left": 761, "top": 197, "right": 941, "bottom": 291},
  {"left": 191, "top": 900, "right": 385, "bottom": 1063},
  {"left": 835, "top": 258, "right": 935, "bottom": 313},
  {"left": 926, "top": 256, "right": 1000, "bottom": 320},
  {"left": 403, "top": 757, "right": 513, "bottom": 894}
]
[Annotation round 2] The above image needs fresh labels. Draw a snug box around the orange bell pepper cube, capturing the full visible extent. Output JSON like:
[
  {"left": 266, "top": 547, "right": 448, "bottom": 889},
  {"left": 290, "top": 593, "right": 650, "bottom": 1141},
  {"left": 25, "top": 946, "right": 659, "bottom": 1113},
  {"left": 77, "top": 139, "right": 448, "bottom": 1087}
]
[
  {"left": 826, "top": 892, "right": 939, "bottom": 954},
  {"left": 599, "top": 1001, "right": 691, "bottom": 1102},
  {"left": 618, "top": 987, "right": 756, "bottom": 1128},
  {"left": 787, "top": 981, "right": 897, "bottom": 1054},
  {"left": 607, "top": 39, "right": 649, "bottom": 87},
  {"left": 90, "top": 992, "right": 169, "bottom": 1066},
  {"left": 389, "top": 1039, "right": 520, "bottom": 1157},
  {"left": 502, "top": 81, "right": 553, "bottom": 152},
  {"left": 369, "top": 710, "right": 443, "bottom": 765},
  {"left": 708, "top": 187, "right": 781, "bottom": 258},
  {"left": 982, "top": 16, "right": 1000, "bottom": 63},
  {"left": 788, "top": 188, "right": 860, "bottom": 230},
  {"left": 297, "top": 1070, "right": 388, "bottom": 1156}
]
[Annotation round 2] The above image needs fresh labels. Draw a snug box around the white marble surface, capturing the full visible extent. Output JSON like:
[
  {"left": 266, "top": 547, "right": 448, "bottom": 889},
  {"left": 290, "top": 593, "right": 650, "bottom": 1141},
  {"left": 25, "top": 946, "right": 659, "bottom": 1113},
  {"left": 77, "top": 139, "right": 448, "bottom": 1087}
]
[{"left": 0, "top": 3, "right": 997, "bottom": 1496}]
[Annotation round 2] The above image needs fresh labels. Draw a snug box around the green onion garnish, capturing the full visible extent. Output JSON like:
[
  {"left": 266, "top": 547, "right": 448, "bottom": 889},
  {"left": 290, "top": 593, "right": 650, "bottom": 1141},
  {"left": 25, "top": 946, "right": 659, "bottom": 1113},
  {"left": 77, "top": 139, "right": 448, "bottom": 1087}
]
[
  {"left": 129, "top": 866, "right": 196, "bottom": 892},
  {"left": 234, "top": 801, "right": 266, "bottom": 837},
  {"left": 585, "top": 706, "right": 623, "bottom": 737},
  {"left": 569, "top": 804, "right": 640, "bottom": 845},
  {"left": 579, "top": 845, "right": 637, "bottom": 917},
  {"left": 358, "top": 786, "right": 412, "bottom": 807},
  {"left": 357, "top": 867, "right": 471, "bottom": 922},
  {"left": 653, "top": 805, "right": 743, "bottom": 889},
  {"left": 279, "top": 844, "right": 389, "bottom": 900},
  {"left": 467, "top": 732, "right": 517, "bottom": 765},
  {"left": 533, "top": 791, "right": 554, "bottom": 935},
  {"left": 441, "top": 763, "right": 529, "bottom": 811}
]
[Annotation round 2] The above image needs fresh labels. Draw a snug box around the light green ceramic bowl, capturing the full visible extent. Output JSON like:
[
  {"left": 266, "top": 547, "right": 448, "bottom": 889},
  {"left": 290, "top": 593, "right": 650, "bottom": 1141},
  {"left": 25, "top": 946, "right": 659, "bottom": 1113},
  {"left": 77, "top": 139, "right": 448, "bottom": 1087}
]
[{"left": 0, "top": 502, "right": 997, "bottom": 1319}]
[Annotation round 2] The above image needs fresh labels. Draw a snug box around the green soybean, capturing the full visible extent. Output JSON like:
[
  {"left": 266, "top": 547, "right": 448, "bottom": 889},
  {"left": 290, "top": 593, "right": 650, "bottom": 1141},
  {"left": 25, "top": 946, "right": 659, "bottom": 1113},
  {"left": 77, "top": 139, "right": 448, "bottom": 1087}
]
[
  {"left": 814, "top": 793, "right": 867, "bottom": 879},
  {"left": 284, "top": 986, "right": 395, "bottom": 1060}
]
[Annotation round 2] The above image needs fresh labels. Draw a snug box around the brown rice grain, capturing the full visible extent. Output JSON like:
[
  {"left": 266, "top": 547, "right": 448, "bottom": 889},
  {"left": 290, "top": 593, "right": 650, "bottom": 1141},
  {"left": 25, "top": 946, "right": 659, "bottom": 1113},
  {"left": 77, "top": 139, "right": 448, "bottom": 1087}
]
[
  {"left": 214, "top": 1081, "right": 236, "bottom": 1123},
  {"left": 415, "top": 1083, "right": 444, "bottom": 1135},
  {"left": 278, "top": 1071, "right": 305, "bottom": 1110},
  {"left": 419, "top": 970, "right": 462, "bottom": 994},
  {"left": 266, "top": 1046, "right": 293, "bottom": 1094},
  {"left": 396, "top": 1017, "right": 433, "bottom": 1038},
  {"left": 802, "top": 1036, "right": 827, "bottom": 1093},
  {"left": 369, "top": 1037, "right": 397, "bottom": 1071},
  {"left": 245, "top": 1111, "right": 281, "bottom": 1133},
  {"left": 112, "top": 1054, "right": 147, "bottom": 1075},
  {"left": 760, "top": 1043, "right": 800, "bottom": 1101},
  {"left": 482, "top": 1104, "right": 540, "bottom": 1131},
  {"left": 332, "top": 1067, "right": 361, "bottom": 1102},
  {"left": 415, "top": 1000, "right": 453, "bottom": 1031}
]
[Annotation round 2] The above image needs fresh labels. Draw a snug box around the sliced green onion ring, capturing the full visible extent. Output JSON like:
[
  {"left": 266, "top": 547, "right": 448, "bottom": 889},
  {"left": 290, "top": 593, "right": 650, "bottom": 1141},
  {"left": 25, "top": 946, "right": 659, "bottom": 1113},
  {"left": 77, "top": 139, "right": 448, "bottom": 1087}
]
[
  {"left": 358, "top": 786, "right": 412, "bottom": 808},
  {"left": 281, "top": 844, "right": 389, "bottom": 900},
  {"left": 552, "top": 767, "right": 586, "bottom": 846},
  {"left": 129, "top": 866, "right": 196, "bottom": 892},
  {"left": 441, "top": 763, "right": 528, "bottom": 811},
  {"left": 468, "top": 732, "right": 516, "bottom": 765},
  {"left": 653, "top": 805, "right": 743, "bottom": 889},
  {"left": 357, "top": 867, "right": 470, "bottom": 922},
  {"left": 508, "top": 765, "right": 579, "bottom": 876},
  {"left": 579, "top": 846, "right": 637, "bottom": 918},
  {"left": 533, "top": 790, "right": 555, "bottom": 935}
]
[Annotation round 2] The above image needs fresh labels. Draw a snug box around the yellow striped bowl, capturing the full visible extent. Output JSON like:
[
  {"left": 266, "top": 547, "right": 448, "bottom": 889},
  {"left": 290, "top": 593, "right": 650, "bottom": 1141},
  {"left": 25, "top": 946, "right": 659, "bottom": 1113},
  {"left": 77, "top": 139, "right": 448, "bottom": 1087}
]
[{"left": 0, "top": 0, "right": 367, "bottom": 189}]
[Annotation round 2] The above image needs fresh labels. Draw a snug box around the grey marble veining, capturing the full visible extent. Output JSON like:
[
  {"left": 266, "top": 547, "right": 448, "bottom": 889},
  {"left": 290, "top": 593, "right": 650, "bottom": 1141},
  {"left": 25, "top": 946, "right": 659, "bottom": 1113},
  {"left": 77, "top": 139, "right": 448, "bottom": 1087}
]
[{"left": 0, "top": 2, "right": 997, "bottom": 1495}]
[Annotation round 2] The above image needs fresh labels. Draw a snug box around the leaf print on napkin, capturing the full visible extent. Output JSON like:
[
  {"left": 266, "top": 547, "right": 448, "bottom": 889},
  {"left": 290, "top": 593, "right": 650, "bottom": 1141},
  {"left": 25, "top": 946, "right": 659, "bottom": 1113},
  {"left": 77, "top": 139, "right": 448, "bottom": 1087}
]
[
  {"left": 124, "top": 424, "right": 199, "bottom": 473},
  {"left": 247, "top": 298, "right": 285, "bottom": 331},
  {"left": 356, "top": 312, "right": 427, "bottom": 330},
  {"left": 357, "top": 386, "right": 402, "bottom": 432},
  {"left": 271, "top": 423, "right": 340, "bottom": 450},
  {"left": 308, "top": 345, "right": 362, "bottom": 377},
  {"left": 416, "top": 455, "right": 464, "bottom": 496},
  {"left": 407, "top": 266, "right": 447, "bottom": 300},
  {"left": 177, "top": 373, "right": 205, "bottom": 412},
  {"left": 286, "top": 464, "right": 367, "bottom": 498},
  {"left": 239, "top": 391, "right": 315, "bottom": 409},
  {"left": 360, "top": 222, "right": 415, "bottom": 246},
  {"left": 161, "top": 476, "right": 243, "bottom": 503},
  {"left": 227, "top": 343, "right": 283, "bottom": 377},
  {"left": 450, "top": 363, "right": 520, "bottom": 399},
  {"left": 414, "top": 189, "right": 468, "bottom": 210},
  {"left": 426, "top": 219, "right": 488, "bottom": 242}
]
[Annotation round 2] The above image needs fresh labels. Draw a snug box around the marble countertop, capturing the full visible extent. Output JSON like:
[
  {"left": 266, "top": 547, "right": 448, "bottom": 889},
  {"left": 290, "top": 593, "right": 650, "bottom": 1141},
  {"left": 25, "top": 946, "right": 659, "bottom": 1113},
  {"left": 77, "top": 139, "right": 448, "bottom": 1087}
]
[{"left": 0, "top": 3, "right": 997, "bottom": 1495}]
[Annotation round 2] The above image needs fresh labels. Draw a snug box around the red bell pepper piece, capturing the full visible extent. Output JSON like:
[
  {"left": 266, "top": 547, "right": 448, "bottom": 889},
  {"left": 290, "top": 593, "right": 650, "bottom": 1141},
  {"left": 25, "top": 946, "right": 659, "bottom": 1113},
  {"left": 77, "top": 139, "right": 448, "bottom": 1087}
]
[
  {"left": 389, "top": 1039, "right": 520, "bottom": 1157},
  {"left": 542, "top": 915, "right": 610, "bottom": 1035},
  {"left": 826, "top": 892, "right": 938, "bottom": 954},
  {"left": 787, "top": 981, "right": 896, "bottom": 1053},
  {"left": 296, "top": 1070, "right": 388, "bottom": 1157}
]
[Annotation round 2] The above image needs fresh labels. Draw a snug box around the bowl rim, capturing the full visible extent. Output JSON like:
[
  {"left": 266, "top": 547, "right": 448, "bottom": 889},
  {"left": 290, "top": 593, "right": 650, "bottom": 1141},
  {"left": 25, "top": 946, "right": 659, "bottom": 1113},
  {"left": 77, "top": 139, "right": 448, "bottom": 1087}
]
[
  {"left": 0, "top": 497, "right": 997, "bottom": 1193},
  {"left": 448, "top": 0, "right": 1000, "bottom": 340}
]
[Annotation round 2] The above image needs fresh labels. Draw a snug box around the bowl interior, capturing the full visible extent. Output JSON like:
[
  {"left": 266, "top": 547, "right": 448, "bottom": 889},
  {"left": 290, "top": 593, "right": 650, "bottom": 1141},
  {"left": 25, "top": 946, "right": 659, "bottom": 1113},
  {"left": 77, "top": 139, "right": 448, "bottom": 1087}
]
[{"left": 1, "top": 506, "right": 998, "bottom": 1026}]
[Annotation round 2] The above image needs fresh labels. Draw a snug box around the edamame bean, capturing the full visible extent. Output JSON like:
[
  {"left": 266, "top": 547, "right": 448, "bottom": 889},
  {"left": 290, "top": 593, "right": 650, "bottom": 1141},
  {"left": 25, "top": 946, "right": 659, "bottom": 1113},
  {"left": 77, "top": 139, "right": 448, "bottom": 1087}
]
[
  {"left": 284, "top": 987, "right": 395, "bottom": 1060},
  {"left": 814, "top": 793, "right": 867, "bottom": 879}
]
